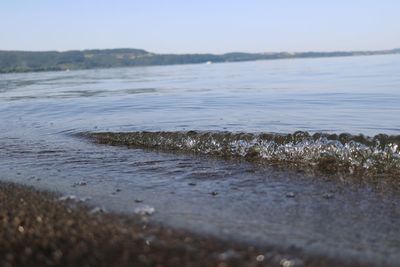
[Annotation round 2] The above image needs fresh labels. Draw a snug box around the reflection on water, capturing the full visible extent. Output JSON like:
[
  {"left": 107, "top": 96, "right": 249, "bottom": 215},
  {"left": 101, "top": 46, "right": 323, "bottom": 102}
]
[{"left": 4, "top": 87, "right": 159, "bottom": 101}]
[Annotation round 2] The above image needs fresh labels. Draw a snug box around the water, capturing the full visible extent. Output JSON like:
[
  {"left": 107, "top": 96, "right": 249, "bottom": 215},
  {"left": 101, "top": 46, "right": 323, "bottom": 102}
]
[
  {"left": 1, "top": 54, "right": 400, "bottom": 134},
  {"left": 1, "top": 54, "right": 400, "bottom": 266},
  {"left": 83, "top": 131, "right": 400, "bottom": 175}
]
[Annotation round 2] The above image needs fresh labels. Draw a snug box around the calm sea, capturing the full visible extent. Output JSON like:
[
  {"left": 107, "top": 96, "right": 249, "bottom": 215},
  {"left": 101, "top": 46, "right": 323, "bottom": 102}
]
[
  {"left": 1, "top": 54, "right": 400, "bottom": 265},
  {"left": 1, "top": 54, "right": 400, "bottom": 135}
]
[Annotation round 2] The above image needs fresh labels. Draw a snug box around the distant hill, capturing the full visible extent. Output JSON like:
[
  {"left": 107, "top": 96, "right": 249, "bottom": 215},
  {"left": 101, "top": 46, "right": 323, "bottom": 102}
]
[{"left": 0, "top": 48, "right": 399, "bottom": 73}]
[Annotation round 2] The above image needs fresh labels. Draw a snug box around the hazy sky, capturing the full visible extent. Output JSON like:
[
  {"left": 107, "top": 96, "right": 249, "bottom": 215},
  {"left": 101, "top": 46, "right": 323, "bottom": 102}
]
[{"left": 1, "top": 0, "right": 399, "bottom": 53}]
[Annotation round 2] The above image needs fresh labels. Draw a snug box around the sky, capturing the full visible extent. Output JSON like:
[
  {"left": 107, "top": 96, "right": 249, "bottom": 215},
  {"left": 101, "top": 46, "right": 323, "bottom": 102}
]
[{"left": 1, "top": 0, "right": 399, "bottom": 54}]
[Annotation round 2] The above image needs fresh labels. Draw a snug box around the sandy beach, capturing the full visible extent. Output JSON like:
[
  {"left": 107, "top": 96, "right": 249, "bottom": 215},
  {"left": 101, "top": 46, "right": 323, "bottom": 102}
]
[{"left": 0, "top": 181, "right": 372, "bottom": 267}]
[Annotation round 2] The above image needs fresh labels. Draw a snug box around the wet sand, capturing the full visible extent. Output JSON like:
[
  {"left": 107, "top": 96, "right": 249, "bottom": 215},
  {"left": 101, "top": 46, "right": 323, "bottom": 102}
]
[{"left": 0, "top": 181, "right": 371, "bottom": 267}]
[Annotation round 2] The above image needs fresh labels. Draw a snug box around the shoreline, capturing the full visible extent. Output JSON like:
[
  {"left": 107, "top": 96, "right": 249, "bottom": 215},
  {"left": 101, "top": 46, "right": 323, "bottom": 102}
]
[
  {"left": 0, "top": 181, "right": 369, "bottom": 267},
  {"left": 1, "top": 48, "right": 399, "bottom": 74}
]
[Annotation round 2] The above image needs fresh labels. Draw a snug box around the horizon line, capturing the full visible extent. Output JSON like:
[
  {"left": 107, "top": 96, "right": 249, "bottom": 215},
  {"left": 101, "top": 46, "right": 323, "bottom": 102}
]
[{"left": 1, "top": 47, "right": 399, "bottom": 55}]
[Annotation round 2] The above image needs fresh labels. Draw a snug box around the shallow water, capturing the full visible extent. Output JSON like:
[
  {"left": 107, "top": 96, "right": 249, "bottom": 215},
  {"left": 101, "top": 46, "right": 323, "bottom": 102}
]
[{"left": 1, "top": 54, "right": 400, "bottom": 266}]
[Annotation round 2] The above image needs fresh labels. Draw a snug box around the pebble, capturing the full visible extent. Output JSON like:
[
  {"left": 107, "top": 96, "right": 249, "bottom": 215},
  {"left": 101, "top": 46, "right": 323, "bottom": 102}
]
[
  {"left": 280, "top": 258, "right": 303, "bottom": 267},
  {"left": 218, "top": 249, "right": 238, "bottom": 261},
  {"left": 134, "top": 205, "right": 155, "bottom": 216},
  {"left": 322, "top": 193, "right": 334, "bottom": 199},
  {"left": 73, "top": 181, "right": 87, "bottom": 187},
  {"left": 286, "top": 192, "right": 295, "bottom": 198},
  {"left": 90, "top": 207, "right": 107, "bottom": 214},
  {"left": 256, "top": 254, "right": 265, "bottom": 262},
  {"left": 18, "top": 225, "right": 25, "bottom": 233}
]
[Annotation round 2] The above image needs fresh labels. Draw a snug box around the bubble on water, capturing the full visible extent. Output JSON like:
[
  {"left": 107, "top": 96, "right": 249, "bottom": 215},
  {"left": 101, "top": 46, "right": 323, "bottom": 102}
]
[{"left": 81, "top": 131, "right": 400, "bottom": 175}]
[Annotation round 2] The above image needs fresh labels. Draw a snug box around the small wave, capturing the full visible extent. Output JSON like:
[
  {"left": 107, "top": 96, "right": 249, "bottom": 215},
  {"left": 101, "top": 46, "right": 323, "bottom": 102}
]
[{"left": 79, "top": 131, "right": 400, "bottom": 174}]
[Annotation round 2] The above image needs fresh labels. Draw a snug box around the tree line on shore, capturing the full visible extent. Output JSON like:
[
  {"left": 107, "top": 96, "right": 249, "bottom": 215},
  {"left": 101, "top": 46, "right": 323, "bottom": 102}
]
[{"left": 1, "top": 48, "right": 399, "bottom": 73}]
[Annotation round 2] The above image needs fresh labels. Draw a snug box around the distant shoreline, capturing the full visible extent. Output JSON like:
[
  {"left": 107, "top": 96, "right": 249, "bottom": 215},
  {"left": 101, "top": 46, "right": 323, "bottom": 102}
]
[{"left": 1, "top": 47, "right": 399, "bottom": 74}]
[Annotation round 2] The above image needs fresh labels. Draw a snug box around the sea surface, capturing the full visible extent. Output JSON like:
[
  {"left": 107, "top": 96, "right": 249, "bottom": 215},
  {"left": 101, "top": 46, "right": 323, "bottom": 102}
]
[
  {"left": 1, "top": 54, "right": 400, "bottom": 266},
  {"left": 1, "top": 54, "right": 400, "bottom": 135}
]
